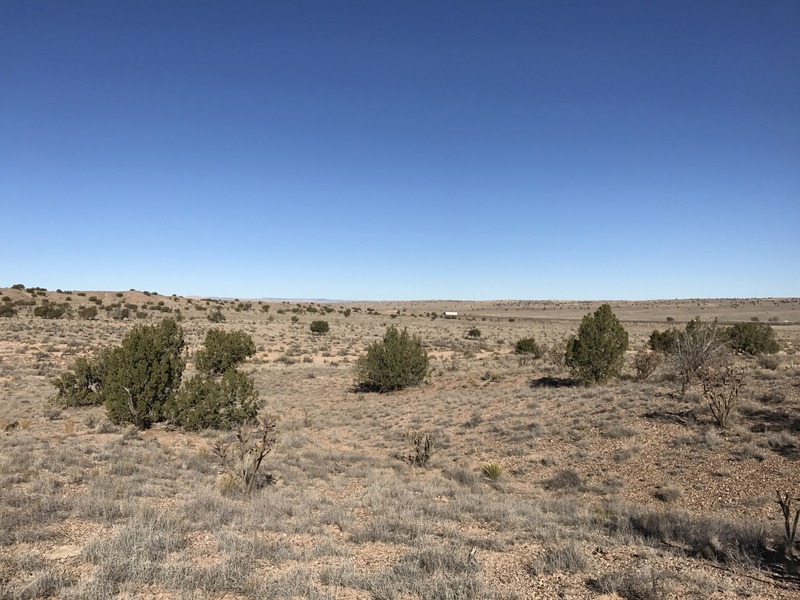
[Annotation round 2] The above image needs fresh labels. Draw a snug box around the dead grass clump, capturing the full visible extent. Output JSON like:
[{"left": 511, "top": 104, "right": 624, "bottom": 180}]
[
  {"left": 606, "top": 503, "right": 770, "bottom": 565},
  {"left": 654, "top": 484, "right": 684, "bottom": 504},
  {"left": 589, "top": 566, "right": 674, "bottom": 600},
  {"left": 526, "top": 541, "right": 588, "bottom": 575},
  {"left": 544, "top": 469, "right": 584, "bottom": 491}
]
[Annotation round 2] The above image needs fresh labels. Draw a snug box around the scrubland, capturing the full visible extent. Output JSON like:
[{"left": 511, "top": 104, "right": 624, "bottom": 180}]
[{"left": 1, "top": 288, "right": 799, "bottom": 599}]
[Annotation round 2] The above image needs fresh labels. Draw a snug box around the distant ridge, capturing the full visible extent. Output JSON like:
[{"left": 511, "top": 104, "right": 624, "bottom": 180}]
[{"left": 185, "top": 296, "right": 349, "bottom": 303}]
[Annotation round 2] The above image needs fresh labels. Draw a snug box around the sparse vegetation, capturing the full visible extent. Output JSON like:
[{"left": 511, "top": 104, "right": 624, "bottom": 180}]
[{"left": 4, "top": 291, "right": 800, "bottom": 599}]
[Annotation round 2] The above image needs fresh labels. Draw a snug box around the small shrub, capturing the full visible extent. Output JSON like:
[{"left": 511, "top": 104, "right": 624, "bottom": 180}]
[
  {"left": 654, "top": 484, "right": 684, "bottom": 503},
  {"left": 634, "top": 348, "right": 662, "bottom": 381},
  {"left": 757, "top": 354, "right": 781, "bottom": 370},
  {"left": 195, "top": 329, "right": 256, "bottom": 376},
  {"left": 207, "top": 309, "right": 225, "bottom": 323},
  {"left": 480, "top": 370, "right": 502, "bottom": 382},
  {"left": 406, "top": 430, "right": 436, "bottom": 467},
  {"left": 590, "top": 567, "right": 673, "bottom": 600},
  {"left": 0, "top": 303, "right": 16, "bottom": 317},
  {"left": 547, "top": 339, "right": 568, "bottom": 369},
  {"left": 545, "top": 469, "right": 583, "bottom": 491},
  {"left": 310, "top": 320, "right": 330, "bottom": 335},
  {"left": 566, "top": 304, "right": 628, "bottom": 384},
  {"left": 726, "top": 322, "right": 780, "bottom": 355},
  {"left": 515, "top": 337, "right": 543, "bottom": 357},
  {"left": 466, "top": 327, "right": 481, "bottom": 340},
  {"left": 526, "top": 542, "right": 588, "bottom": 575},
  {"left": 698, "top": 364, "right": 745, "bottom": 428},
  {"left": 355, "top": 326, "right": 429, "bottom": 392},
  {"left": 33, "top": 303, "right": 67, "bottom": 319},
  {"left": 776, "top": 490, "right": 800, "bottom": 559},
  {"left": 110, "top": 307, "right": 130, "bottom": 320},
  {"left": 670, "top": 318, "right": 726, "bottom": 394},
  {"left": 212, "top": 415, "right": 276, "bottom": 494},
  {"left": 51, "top": 353, "right": 109, "bottom": 407},
  {"left": 77, "top": 305, "right": 98, "bottom": 320},
  {"left": 648, "top": 328, "right": 679, "bottom": 354}
]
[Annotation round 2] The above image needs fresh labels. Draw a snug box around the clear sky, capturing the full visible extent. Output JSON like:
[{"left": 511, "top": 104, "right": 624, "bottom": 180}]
[{"left": 2, "top": 1, "right": 798, "bottom": 300}]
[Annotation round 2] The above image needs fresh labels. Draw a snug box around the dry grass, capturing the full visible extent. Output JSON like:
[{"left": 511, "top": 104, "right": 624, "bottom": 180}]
[{"left": 1, "top": 290, "right": 799, "bottom": 598}]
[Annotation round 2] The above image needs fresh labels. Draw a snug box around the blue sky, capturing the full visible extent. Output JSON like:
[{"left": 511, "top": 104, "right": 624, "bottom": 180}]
[{"left": 2, "top": 1, "right": 798, "bottom": 300}]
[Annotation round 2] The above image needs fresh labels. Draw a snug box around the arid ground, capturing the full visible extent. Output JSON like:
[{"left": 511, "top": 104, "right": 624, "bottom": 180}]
[{"left": 1, "top": 288, "right": 799, "bottom": 599}]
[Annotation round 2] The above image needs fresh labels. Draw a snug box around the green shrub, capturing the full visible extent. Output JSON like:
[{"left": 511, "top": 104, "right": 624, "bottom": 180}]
[
  {"left": 111, "top": 307, "right": 131, "bottom": 320},
  {"left": 565, "top": 304, "right": 628, "bottom": 384},
  {"left": 103, "top": 319, "right": 186, "bottom": 429},
  {"left": 195, "top": 329, "right": 256, "bottom": 376},
  {"left": 207, "top": 309, "right": 225, "bottom": 323},
  {"left": 0, "top": 303, "right": 16, "bottom": 317},
  {"left": 51, "top": 353, "right": 109, "bottom": 406},
  {"left": 515, "top": 336, "right": 543, "bottom": 357},
  {"left": 466, "top": 327, "right": 481, "bottom": 339},
  {"left": 355, "top": 326, "right": 429, "bottom": 392},
  {"left": 310, "top": 320, "right": 330, "bottom": 334},
  {"left": 33, "top": 303, "right": 68, "bottom": 319},
  {"left": 11, "top": 283, "right": 25, "bottom": 290},
  {"left": 648, "top": 328, "right": 679, "bottom": 354},
  {"left": 725, "top": 322, "right": 779, "bottom": 355},
  {"left": 166, "top": 369, "right": 258, "bottom": 430},
  {"left": 77, "top": 305, "right": 98, "bottom": 320}
]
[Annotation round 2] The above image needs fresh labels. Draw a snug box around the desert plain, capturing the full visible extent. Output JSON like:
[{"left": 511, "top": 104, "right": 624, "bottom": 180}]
[{"left": 1, "top": 287, "right": 799, "bottom": 599}]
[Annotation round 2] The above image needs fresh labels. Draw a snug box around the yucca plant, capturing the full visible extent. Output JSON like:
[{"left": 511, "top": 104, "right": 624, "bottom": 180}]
[{"left": 481, "top": 463, "right": 503, "bottom": 480}]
